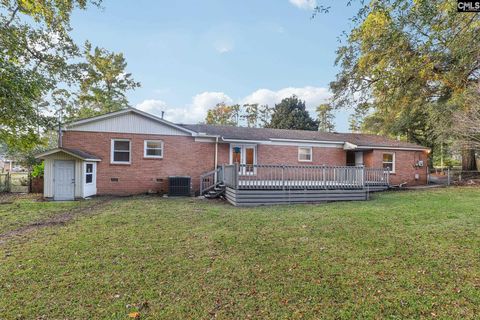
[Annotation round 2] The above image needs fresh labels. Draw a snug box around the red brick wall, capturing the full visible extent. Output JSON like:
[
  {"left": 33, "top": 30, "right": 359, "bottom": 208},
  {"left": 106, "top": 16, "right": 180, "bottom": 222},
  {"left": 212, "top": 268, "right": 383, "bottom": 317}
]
[
  {"left": 363, "top": 149, "right": 429, "bottom": 186},
  {"left": 63, "top": 131, "right": 217, "bottom": 195},
  {"left": 256, "top": 145, "right": 346, "bottom": 165},
  {"left": 63, "top": 130, "right": 428, "bottom": 195}
]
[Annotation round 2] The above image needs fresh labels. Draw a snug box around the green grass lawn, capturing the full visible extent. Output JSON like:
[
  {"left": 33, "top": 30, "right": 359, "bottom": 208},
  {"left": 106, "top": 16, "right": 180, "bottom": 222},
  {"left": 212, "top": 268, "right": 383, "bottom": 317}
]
[
  {"left": 0, "top": 194, "right": 101, "bottom": 235},
  {"left": 0, "top": 188, "right": 479, "bottom": 319}
]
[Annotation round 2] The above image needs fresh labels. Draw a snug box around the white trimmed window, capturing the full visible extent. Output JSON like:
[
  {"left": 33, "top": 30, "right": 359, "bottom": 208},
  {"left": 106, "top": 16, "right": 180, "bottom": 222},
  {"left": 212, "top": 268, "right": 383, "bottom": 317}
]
[
  {"left": 85, "top": 163, "right": 93, "bottom": 184},
  {"left": 111, "top": 139, "right": 131, "bottom": 164},
  {"left": 298, "top": 147, "right": 313, "bottom": 162},
  {"left": 383, "top": 153, "right": 395, "bottom": 173},
  {"left": 144, "top": 140, "right": 163, "bottom": 158}
]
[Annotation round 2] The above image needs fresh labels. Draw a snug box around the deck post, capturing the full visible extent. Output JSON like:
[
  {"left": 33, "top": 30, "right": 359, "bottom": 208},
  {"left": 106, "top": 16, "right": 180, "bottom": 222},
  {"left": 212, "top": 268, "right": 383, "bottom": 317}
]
[
  {"left": 323, "top": 165, "right": 326, "bottom": 189},
  {"left": 360, "top": 166, "right": 365, "bottom": 188},
  {"left": 281, "top": 165, "right": 285, "bottom": 190},
  {"left": 234, "top": 163, "right": 239, "bottom": 189}
]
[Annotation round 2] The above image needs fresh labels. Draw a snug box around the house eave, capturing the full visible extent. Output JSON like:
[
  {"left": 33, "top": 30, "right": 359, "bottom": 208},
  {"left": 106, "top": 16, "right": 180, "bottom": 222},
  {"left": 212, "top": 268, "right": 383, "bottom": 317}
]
[
  {"left": 35, "top": 148, "right": 102, "bottom": 161},
  {"left": 354, "top": 145, "right": 430, "bottom": 152}
]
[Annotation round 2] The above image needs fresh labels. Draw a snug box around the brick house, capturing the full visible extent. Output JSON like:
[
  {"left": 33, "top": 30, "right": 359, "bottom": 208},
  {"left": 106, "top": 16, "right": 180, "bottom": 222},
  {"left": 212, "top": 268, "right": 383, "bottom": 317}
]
[{"left": 36, "top": 108, "right": 429, "bottom": 201}]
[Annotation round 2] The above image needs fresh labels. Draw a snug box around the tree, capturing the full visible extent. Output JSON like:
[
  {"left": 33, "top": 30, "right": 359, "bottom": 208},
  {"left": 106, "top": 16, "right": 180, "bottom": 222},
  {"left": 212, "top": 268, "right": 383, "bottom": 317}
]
[
  {"left": 267, "top": 96, "right": 318, "bottom": 130},
  {"left": 451, "top": 91, "right": 480, "bottom": 170},
  {"left": 242, "top": 103, "right": 260, "bottom": 127},
  {"left": 1, "top": 0, "right": 101, "bottom": 151},
  {"left": 348, "top": 102, "right": 370, "bottom": 132},
  {"left": 205, "top": 103, "right": 238, "bottom": 125},
  {"left": 70, "top": 42, "right": 140, "bottom": 119},
  {"left": 258, "top": 104, "right": 273, "bottom": 127},
  {"left": 327, "top": 0, "right": 480, "bottom": 169},
  {"left": 316, "top": 103, "right": 335, "bottom": 132}
]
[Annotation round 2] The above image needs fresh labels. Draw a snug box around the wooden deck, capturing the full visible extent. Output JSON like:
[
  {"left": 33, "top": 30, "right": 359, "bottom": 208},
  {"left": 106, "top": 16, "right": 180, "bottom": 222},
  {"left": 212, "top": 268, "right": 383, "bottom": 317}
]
[
  {"left": 225, "top": 187, "right": 369, "bottom": 206},
  {"left": 200, "top": 164, "right": 390, "bottom": 206}
]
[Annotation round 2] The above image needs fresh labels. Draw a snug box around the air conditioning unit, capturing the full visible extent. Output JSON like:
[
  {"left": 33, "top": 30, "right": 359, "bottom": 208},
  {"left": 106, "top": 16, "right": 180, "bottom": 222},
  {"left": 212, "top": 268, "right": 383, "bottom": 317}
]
[{"left": 168, "top": 176, "right": 191, "bottom": 196}]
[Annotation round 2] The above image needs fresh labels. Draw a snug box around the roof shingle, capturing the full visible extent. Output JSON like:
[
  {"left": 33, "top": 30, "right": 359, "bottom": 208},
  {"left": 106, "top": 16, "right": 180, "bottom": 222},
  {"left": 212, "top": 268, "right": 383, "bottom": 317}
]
[{"left": 180, "top": 124, "right": 428, "bottom": 150}]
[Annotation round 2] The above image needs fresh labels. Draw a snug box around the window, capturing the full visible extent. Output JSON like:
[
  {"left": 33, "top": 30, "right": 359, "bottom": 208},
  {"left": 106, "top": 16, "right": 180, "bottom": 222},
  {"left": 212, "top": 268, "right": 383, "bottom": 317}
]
[
  {"left": 85, "top": 163, "right": 93, "bottom": 184},
  {"left": 298, "top": 147, "right": 312, "bottom": 162},
  {"left": 111, "top": 139, "right": 131, "bottom": 164},
  {"left": 144, "top": 140, "right": 163, "bottom": 158},
  {"left": 383, "top": 153, "right": 395, "bottom": 173}
]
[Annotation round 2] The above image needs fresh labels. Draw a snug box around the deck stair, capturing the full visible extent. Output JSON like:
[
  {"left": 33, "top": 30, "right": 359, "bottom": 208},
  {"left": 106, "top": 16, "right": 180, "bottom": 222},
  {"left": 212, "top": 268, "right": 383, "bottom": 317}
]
[{"left": 205, "top": 183, "right": 226, "bottom": 199}]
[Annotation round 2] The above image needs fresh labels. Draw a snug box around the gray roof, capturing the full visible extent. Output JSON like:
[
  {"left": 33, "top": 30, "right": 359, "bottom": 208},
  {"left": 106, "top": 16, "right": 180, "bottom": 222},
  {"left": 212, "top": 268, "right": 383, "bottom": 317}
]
[
  {"left": 181, "top": 124, "right": 428, "bottom": 150},
  {"left": 61, "top": 148, "right": 101, "bottom": 160},
  {"left": 36, "top": 147, "right": 101, "bottom": 160}
]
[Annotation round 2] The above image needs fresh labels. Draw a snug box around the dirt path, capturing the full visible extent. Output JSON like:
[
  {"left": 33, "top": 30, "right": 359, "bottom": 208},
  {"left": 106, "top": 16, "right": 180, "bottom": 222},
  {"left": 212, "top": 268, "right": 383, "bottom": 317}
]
[{"left": 0, "top": 197, "right": 115, "bottom": 245}]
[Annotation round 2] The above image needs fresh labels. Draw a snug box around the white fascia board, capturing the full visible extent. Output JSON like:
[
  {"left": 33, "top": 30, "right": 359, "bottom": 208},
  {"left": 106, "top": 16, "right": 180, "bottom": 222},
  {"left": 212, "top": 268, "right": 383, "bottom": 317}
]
[
  {"left": 194, "top": 136, "right": 220, "bottom": 143},
  {"left": 355, "top": 145, "right": 429, "bottom": 151},
  {"left": 221, "top": 138, "right": 343, "bottom": 148},
  {"left": 221, "top": 138, "right": 267, "bottom": 144},
  {"left": 269, "top": 138, "right": 345, "bottom": 144}
]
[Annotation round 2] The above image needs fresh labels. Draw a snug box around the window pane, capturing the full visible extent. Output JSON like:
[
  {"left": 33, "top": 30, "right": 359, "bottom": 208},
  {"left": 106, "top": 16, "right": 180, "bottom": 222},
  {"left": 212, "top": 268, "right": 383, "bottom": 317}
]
[
  {"left": 245, "top": 148, "right": 254, "bottom": 166},
  {"left": 114, "top": 151, "right": 129, "bottom": 162},
  {"left": 232, "top": 148, "right": 241, "bottom": 164},
  {"left": 146, "top": 148, "right": 162, "bottom": 156},
  {"left": 146, "top": 141, "right": 162, "bottom": 149},
  {"left": 383, "top": 153, "right": 393, "bottom": 162},
  {"left": 299, "top": 154, "right": 311, "bottom": 161},
  {"left": 86, "top": 173, "right": 93, "bottom": 183},
  {"left": 383, "top": 163, "right": 393, "bottom": 171},
  {"left": 114, "top": 140, "right": 130, "bottom": 151},
  {"left": 86, "top": 163, "right": 93, "bottom": 173},
  {"left": 299, "top": 148, "right": 311, "bottom": 160}
]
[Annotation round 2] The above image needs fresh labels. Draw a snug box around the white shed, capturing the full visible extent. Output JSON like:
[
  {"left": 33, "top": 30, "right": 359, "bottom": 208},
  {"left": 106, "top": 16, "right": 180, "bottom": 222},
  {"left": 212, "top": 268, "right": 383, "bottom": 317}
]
[{"left": 36, "top": 148, "right": 101, "bottom": 200}]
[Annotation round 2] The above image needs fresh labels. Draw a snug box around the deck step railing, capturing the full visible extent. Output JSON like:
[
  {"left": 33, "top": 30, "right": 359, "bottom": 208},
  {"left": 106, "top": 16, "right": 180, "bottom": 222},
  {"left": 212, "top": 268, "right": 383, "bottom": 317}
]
[{"left": 199, "top": 167, "right": 223, "bottom": 195}]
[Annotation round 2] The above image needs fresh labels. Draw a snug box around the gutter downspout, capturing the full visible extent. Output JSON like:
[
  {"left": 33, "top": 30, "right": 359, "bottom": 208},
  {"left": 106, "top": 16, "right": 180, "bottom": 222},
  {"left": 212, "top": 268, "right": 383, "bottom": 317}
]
[{"left": 214, "top": 136, "right": 218, "bottom": 182}]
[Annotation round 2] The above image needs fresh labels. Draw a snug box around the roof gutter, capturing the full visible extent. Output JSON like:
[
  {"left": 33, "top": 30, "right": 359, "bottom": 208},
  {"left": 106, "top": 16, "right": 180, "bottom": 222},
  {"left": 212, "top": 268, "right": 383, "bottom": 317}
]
[
  {"left": 351, "top": 145, "right": 430, "bottom": 152},
  {"left": 269, "top": 138, "right": 345, "bottom": 144}
]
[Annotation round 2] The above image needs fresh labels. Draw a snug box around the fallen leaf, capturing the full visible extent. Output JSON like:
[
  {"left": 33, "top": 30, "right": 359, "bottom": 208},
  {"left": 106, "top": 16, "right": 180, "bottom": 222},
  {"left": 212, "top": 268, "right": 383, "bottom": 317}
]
[{"left": 128, "top": 312, "right": 140, "bottom": 319}]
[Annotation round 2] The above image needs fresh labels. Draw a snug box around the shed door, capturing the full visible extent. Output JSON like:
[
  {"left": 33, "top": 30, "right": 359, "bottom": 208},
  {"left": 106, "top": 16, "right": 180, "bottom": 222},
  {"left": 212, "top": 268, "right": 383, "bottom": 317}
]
[{"left": 54, "top": 160, "right": 75, "bottom": 201}]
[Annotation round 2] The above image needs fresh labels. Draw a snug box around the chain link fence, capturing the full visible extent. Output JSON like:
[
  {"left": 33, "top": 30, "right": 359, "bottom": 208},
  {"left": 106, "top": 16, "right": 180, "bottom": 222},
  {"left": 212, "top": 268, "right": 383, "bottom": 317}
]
[{"left": 429, "top": 168, "right": 480, "bottom": 186}]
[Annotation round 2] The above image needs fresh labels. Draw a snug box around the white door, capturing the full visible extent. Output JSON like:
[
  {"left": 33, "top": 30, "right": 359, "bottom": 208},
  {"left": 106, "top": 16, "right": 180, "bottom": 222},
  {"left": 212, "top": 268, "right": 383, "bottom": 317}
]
[
  {"left": 54, "top": 160, "right": 75, "bottom": 201},
  {"left": 84, "top": 162, "right": 97, "bottom": 197}
]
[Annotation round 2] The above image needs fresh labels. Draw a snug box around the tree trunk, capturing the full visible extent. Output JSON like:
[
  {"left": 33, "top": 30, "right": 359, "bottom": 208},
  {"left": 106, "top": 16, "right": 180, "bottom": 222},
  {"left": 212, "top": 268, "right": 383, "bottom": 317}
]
[{"left": 462, "top": 148, "right": 477, "bottom": 171}]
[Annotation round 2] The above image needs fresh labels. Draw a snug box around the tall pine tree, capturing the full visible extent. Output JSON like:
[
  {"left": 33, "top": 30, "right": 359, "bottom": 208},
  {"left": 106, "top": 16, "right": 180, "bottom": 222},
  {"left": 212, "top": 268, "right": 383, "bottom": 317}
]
[{"left": 267, "top": 96, "right": 317, "bottom": 130}]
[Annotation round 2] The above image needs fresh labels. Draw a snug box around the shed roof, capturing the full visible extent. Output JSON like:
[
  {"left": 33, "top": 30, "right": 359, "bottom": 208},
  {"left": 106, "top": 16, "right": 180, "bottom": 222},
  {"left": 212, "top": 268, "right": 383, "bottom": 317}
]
[{"left": 35, "top": 148, "right": 102, "bottom": 161}]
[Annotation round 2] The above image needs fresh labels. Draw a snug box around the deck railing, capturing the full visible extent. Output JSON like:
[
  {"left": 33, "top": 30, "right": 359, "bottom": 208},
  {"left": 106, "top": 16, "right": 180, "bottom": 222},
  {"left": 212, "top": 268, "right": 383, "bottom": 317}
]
[
  {"left": 199, "top": 167, "right": 223, "bottom": 195},
  {"left": 364, "top": 168, "right": 390, "bottom": 186},
  {"left": 220, "top": 164, "right": 389, "bottom": 190},
  {"left": 221, "top": 164, "right": 390, "bottom": 190},
  {"left": 212, "top": 164, "right": 390, "bottom": 192}
]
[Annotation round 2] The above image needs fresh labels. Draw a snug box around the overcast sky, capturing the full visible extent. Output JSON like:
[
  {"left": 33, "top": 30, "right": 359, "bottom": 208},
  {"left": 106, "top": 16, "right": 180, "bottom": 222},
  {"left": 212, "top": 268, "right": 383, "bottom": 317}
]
[{"left": 71, "top": 0, "right": 358, "bottom": 131}]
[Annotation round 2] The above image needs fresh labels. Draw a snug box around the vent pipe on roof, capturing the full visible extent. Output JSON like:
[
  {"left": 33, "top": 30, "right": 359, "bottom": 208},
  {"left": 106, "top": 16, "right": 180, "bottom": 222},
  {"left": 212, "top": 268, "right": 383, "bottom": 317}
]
[{"left": 161, "top": 111, "right": 165, "bottom": 119}]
